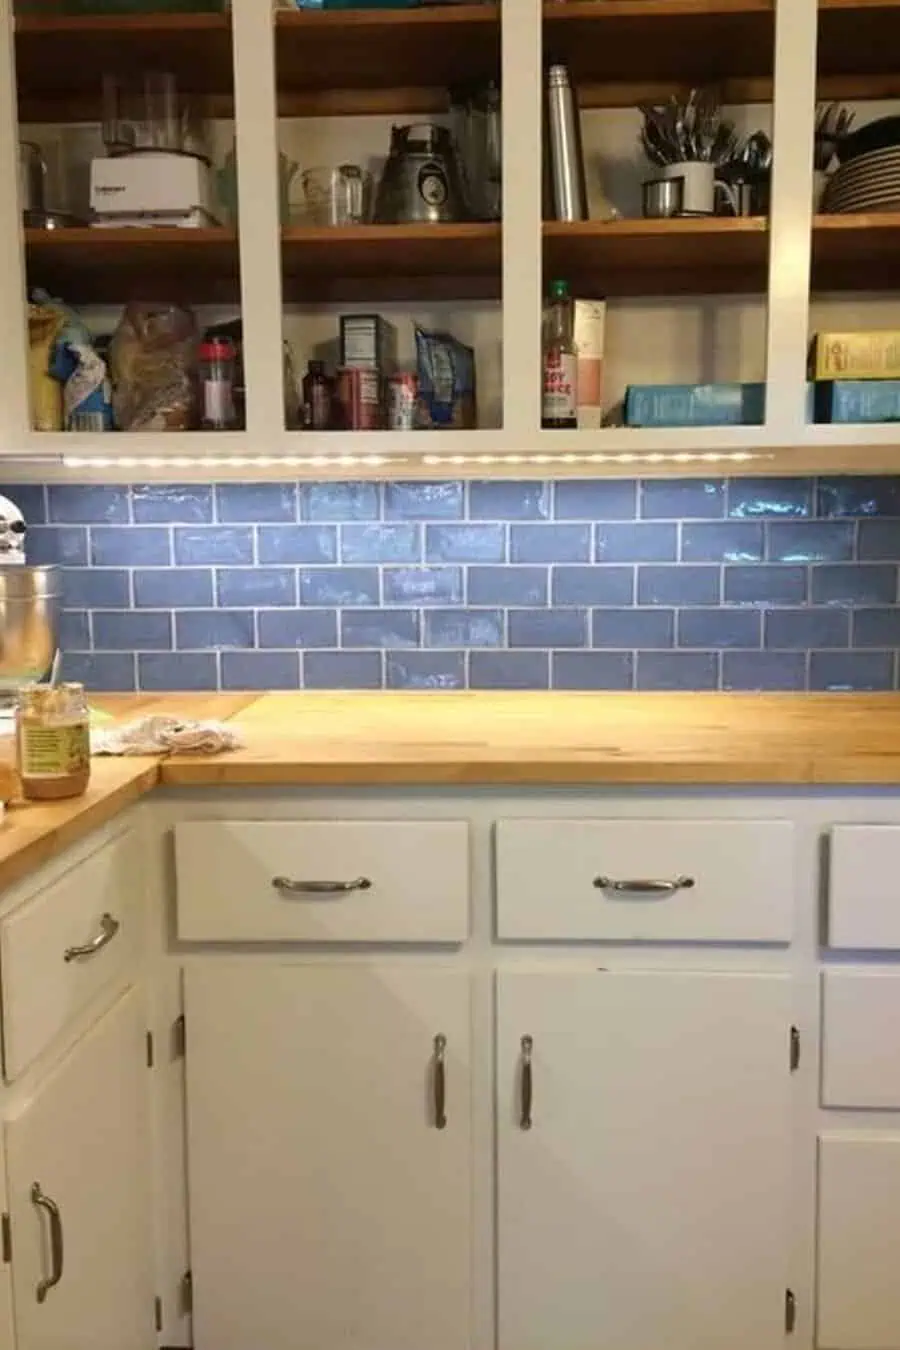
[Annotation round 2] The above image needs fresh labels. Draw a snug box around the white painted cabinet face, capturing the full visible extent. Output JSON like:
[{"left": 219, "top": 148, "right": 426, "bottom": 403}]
[
  {"left": 184, "top": 964, "right": 473, "bottom": 1350},
  {"left": 828, "top": 826, "right": 900, "bottom": 950},
  {"left": 0, "top": 1138, "right": 14, "bottom": 1350},
  {"left": 497, "top": 969, "right": 793, "bottom": 1350},
  {"left": 821, "top": 970, "right": 900, "bottom": 1109},
  {"left": 4, "top": 987, "right": 154, "bottom": 1350}
]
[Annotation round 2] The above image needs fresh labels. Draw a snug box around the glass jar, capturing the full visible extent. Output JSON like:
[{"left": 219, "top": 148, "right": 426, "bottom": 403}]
[{"left": 16, "top": 683, "right": 91, "bottom": 801}]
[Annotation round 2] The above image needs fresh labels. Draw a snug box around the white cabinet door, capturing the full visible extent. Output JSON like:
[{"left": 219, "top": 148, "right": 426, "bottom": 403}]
[
  {"left": 4, "top": 987, "right": 154, "bottom": 1350},
  {"left": 818, "top": 1134, "right": 900, "bottom": 1349},
  {"left": 498, "top": 970, "right": 793, "bottom": 1350},
  {"left": 184, "top": 964, "right": 473, "bottom": 1350},
  {"left": 0, "top": 1138, "right": 14, "bottom": 1350}
]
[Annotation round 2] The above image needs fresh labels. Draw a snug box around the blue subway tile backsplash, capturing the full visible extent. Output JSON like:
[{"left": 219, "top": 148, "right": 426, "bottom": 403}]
[{"left": 10, "top": 476, "right": 900, "bottom": 693}]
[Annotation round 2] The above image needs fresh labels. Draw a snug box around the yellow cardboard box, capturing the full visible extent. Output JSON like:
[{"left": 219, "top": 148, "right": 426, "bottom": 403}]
[{"left": 811, "top": 330, "right": 900, "bottom": 380}]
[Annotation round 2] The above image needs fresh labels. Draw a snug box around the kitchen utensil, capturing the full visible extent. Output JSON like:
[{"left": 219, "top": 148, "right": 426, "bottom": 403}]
[
  {"left": 0, "top": 565, "right": 60, "bottom": 694},
  {"left": 299, "top": 165, "right": 373, "bottom": 225},
  {"left": 639, "top": 90, "right": 736, "bottom": 167},
  {"left": 822, "top": 144, "right": 900, "bottom": 212},
  {"left": 661, "top": 161, "right": 736, "bottom": 216},
  {"left": 642, "top": 176, "right": 683, "bottom": 218},
  {"left": 546, "top": 64, "right": 587, "bottom": 221},
  {"left": 815, "top": 102, "right": 854, "bottom": 172},
  {"left": 449, "top": 81, "right": 502, "bottom": 221},
  {"left": 374, "top": 123, "right": 466, "bottom": 224}
]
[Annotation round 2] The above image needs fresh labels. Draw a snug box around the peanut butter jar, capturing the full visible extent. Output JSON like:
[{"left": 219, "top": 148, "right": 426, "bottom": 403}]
[{"left": 16, "top": 682, "right": 91, "bottom": 800}]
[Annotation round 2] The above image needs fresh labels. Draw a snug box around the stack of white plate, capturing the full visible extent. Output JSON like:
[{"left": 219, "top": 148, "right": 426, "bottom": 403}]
[{"left": 822, "top": 145, "right": 900, "bottom": 213}]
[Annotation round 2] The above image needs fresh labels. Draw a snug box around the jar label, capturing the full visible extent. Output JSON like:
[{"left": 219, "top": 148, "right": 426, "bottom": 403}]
[
  {"left": 20, "top": 724, "right": 90, "bottom": 779},
  {"left": 542, "top": 352, "right": 577, "bottom": 421}
]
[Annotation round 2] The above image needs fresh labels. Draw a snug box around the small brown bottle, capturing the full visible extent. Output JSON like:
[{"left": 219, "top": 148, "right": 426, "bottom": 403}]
[{"left": 302, "top": 360, "right": 334, "bottom": 430}]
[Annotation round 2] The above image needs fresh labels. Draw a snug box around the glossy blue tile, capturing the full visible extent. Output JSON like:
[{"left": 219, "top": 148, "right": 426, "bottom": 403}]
[
  {"left": 765, "top": 608, "right": 849, "bottom": 649},
  {"left": 302, "top": 482, "right": 380, "bottom": 522},
  {"left": 637, "top": 565, "right": 719, "bottom": 606},
  {"left": 59, "top": 610, "right": 89, "bottom": 650},
  {"left": 300, "top": 567, "right": 379, "bottom": 606},
  {"left": 174, "top": 527, "right": 253, "bottom": 566},
  {"left": 469, "top": 566, "right": 548, "bottom": 606},
  {"left": 91, "top": 526, "right": 170, "bottom": 567},
  {"left": 93, "top": 611, "right": 172, "bottom": 651},
  {"left": 426, "top": 524, "right": 506, "bottom": 562},
  {"left": 5, "top": 484, "right": 46, "bottom": 523},
  {"left": 551, "top": 650, "right": 634, "bottom": 691},
  {"left": 470, "top": 650, "right": 550, "bottom": 690},
  {"left": 554, "top": 479, "right": 637, "bottom": 521},
  {"left": 48, "top": 485, "right": 129, "bottom": 524},
  {"left": 678, "top": 608, "right": 761, "bottom": 648},
  {"left": 341, "top": 523, "right": 421, "bottom": 563},
  {"left": 723, "top": 565, "right": 807, "bottom": 606},
  {"left": 385, "top": 482, "right": 463, "bottom": 520},
  {"left": 138, "top": 653, "right": 218, "bottom": 691},
  {"left": 221, "top": 651, "right": 300, "bottom": 691},
  {"left": 132, "top": 485, "right": 212, "bottom": 524},
  {"left": 342, "top": 609, "right": 420, "bottom": 648},
  {"left": 508, "top": 608, "right": 587, "bottom": 648},
  {"left": 216, "top": 484, "right": 297, "bottom": 523},
  {"left": 383, "top": 566, "right": 462, "bottom": 606},
  {"left": 424, "top": 609, "right": 502, "bottom": 648},
  {"left": 721, "top": 651, "right": 806, "bottom": 691},
  {"left": 62, "top": 568, "right": 130, "bottom": 609},
  {"left": 217, "top": 568, "right": 297, "bottom": 608},
  {"left": 810, "top": 650, "right": 894, "bottom": 692},
  {"left": 258, "top": 525, "right": 336, "bottom": 565},
  {"left": 767, "top": 520, "right": 854, "bottom": 563},
  {"left": 811, "top": 564, "right": 897, "bottom": 606},
  {"left": 728, "top": 477, "right": 811, "bottom": 518},
  {"left": 175, "top": 610, "right": 254, "bottom": 650},
  {"left": 858, "top": 519, "right": 900, "bottom": 561},
  {"left": 853, "top": 608, "right": 900, "bottom": 647},
  {"left": 387, "top": 651, "right": 466, "bottom": 689},
  {"left": 681, "top": 521, "right": 764, "bottom": 562},
  {"left": 511, "top": 524, "right": 591, "bottom": 564},
  {"left": 552, "top": 565, "right": 633, "bottom": 606},
  {"left": 62, "top": 652, "right": 135, "bottom": 691},
  {"left": 641, "top": 479, "right": 724, "bottom": 520},
  {"left": 258, "top": 610, "right": 337, "bottom": 649},
  {"left": 817, "top": 476, "right": 900, "bottom": 518},
  {"left": 595, "top": 522, "right": 677, "bottom": 563},
  {"left": 592, "top": 608, "right": 674, "bottom": 648},
  {"left": 303, "top": 650, "right": 383, "bottom": 689},
  {"left": 134, "top": 569, "right": 212, "bottom": 609},
  {"left": 26, "top": 525, "right": 88, "bottom": 566},
  {"left": 469, "top": 480, "right": 551, "bottom": 520},
  {"left": 636, "top": 650, "right": 719, "bottom": 691}
]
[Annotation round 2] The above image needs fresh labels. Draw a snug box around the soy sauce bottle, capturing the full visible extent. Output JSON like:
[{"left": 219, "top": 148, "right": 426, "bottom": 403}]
[{"left": 541, "top": 278, "right": 577, "bottom": 430}]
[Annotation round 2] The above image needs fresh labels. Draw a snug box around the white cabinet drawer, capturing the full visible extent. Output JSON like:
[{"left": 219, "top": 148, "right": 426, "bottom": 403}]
[
  {"left": 175, "top": 820, "right": 469, "bottom": 943},
  {"left": 495, "top": 818, "right": 794, "bottom": 942},
  {"left": 1, "top": 830, "right": 138, "bottom": 1081},
  {"left": 822, "top": 970, "right": 900, "bottom": 1109},
  {"left": 828, "top": 825, "right": 900, "bottom": 950}
]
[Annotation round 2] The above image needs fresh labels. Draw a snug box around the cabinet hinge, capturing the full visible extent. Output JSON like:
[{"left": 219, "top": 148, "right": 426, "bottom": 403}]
[
  {"left": 785, "top": 1288, "right": 796, "bottom": 1334},
  {"left": 154, "top": 1297, "right": 163, "bottom": 1333},
  {"left": 1, "top": 1213, "right": 10, "bottom": 1264},
  {"left": 173, "top": 1014, "right": 186, "bottom": 1059},
  {"left": 180, "top": 1269, "right": 193, "bottom": 1315},
  {"left": 790, "top": 1026, "right": 800, "bottom": 1073},
  {"left": 146, "top": 1031, "right": 154, "bottom": 1069}
]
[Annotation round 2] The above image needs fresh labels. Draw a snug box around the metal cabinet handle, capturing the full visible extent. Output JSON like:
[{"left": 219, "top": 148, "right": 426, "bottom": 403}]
[
  {"left": 593, "top": 875, "right": 695, "bottom": 896},
  {"left": 433, "top": 1034, "right": 447, "bottom": 1130},
  {"left": 63, "top": 912, "right": 120, "bottom": 963},
  {"left": 31, "top": 1182, "right": 64, "bottom": 1303},
  {"left": 272, "top": 876, "right": 372, "bottom": 896},
  {"left": 520, "top": 1035, "right": 533, "bottom": 1131}
]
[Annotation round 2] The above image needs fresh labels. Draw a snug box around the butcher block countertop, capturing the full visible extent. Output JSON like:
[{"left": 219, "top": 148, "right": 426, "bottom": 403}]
[{"left": 2, "top": 690, "right": 900, "bottom": 893}]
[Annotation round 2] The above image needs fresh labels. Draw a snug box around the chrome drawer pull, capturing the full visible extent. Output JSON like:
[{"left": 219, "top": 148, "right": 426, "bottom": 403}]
[
  {"left": 63, "top": 912, "right": 120, "bottom": 963},
  {"left": 433, "top": 1034, "right": 447, "bottom": 1130},
  {"left": 593, "top": 875, "right": 695, "bottom": 896},
  {"left": 31, "top": 1182, "right": 64, "bottom": 1303},
  {"left": 520, "top": 1035, "right": 533, "bottom": 1131},
  {"left": 272, "top": 876, "right": 372, "bottom": 896}
]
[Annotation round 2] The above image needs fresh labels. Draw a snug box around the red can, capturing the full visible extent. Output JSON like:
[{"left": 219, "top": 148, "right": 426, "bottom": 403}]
[
  {"left": 337, "top": 367, "right": 380, "bottom": 430},
  {"left": 387, "top": 372, "right": 417, "bottom": 430}
]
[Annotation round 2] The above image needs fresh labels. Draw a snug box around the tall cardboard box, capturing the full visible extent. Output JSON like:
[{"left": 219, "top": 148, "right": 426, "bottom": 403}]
[{"left": 574, "top": 300, "right": 606, "bottom": 430}]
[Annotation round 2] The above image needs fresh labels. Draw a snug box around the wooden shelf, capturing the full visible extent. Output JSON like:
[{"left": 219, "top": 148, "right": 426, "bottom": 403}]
[
  {"left": 281, "top": 223, "right": 501, "bottom": 302},
  {"left": 24, "top": 227, "right": 240, "bottom": 306},
  {"left": 811, "top": 213, "right": 900, "bottom": 291},
  {"left": 15, "top": 13, "right": 234, "bottom": 122}
]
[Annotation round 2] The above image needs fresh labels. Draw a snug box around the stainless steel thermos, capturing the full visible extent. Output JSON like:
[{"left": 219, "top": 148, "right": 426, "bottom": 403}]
[{"left": 546, "top": 64, "right": 588, "bottom": 222}]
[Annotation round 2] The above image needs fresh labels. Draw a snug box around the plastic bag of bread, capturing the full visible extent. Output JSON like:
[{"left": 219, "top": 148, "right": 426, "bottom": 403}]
[
  {"left": 28, "top": 300, "right": 66, "bottom": 431},
  {"left": 110, "top": 303, "right": 199, "bottom": 431}
]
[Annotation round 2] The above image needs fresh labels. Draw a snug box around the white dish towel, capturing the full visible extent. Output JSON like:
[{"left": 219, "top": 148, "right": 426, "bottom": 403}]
[{"left": 92, "top": 715, "right": 244, "bottom": 757}]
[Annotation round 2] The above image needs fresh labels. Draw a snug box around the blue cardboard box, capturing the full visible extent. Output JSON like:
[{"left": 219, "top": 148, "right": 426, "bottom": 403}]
[
  {"left": 624, "top": 383, "right": 766, "bottom": 428},
  {"left": 815, "top": 380, "right": 900, "bottom": 423}
]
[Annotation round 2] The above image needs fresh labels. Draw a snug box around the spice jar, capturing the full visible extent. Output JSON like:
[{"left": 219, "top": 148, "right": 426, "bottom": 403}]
[
  {"left": 199, "top": 338, "right": 237, "bottom": 430},
  {"left": 16, "top": 683, "right": 91, "bottom": 801}
]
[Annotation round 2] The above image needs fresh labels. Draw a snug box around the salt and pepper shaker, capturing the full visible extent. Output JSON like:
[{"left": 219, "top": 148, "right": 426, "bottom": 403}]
[{"left": 546, "top": 64, "right": 588, "bottom": 222}]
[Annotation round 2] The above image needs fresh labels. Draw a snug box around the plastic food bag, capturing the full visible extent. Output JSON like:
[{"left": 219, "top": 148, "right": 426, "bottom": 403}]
[
  {"left": 110, "top": 303, "right": 198, "bottom": 431},
  {"left": 28, "top": 301, "right": 66, "bottom": 432},
  {"left": 414, "top": 324, "right": 476, "bottom": 429}
]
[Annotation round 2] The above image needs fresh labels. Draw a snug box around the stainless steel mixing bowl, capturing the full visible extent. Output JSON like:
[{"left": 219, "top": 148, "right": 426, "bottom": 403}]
[{"left": 0, "top": 566, "right": 60, "bottom": 692}]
